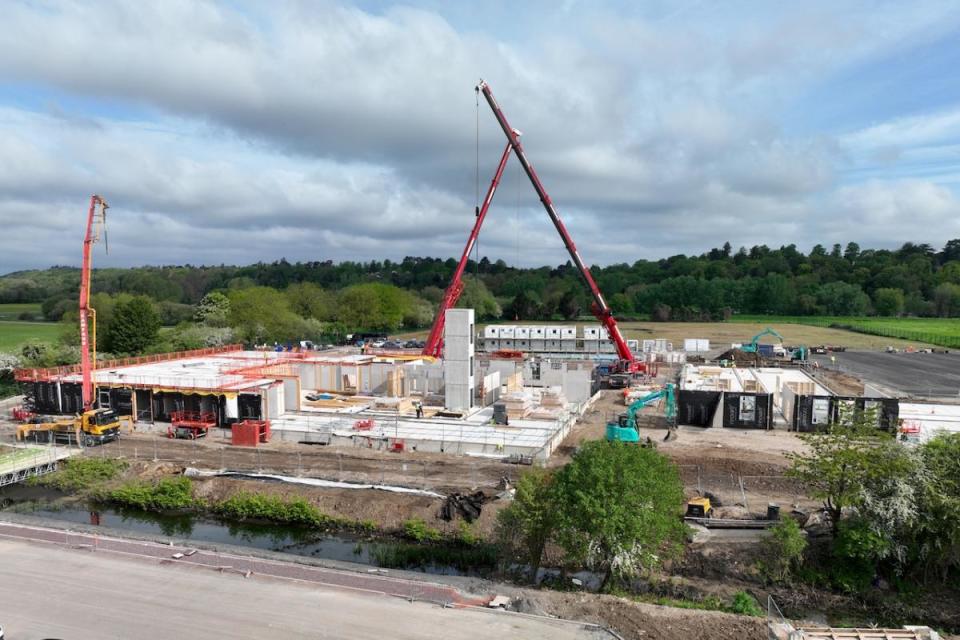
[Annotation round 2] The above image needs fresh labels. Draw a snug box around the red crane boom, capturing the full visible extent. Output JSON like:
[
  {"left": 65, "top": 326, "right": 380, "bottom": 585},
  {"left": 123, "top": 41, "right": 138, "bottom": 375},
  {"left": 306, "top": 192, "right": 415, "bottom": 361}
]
[
  {"left": 422, "top": 141, "right": 514, "bottom": 358},
  {"left": 80, "top": 195, "right": 108, "bottom": 411},
  {"left": 475, "top": 81, "right": 641, "bottom": 372}
]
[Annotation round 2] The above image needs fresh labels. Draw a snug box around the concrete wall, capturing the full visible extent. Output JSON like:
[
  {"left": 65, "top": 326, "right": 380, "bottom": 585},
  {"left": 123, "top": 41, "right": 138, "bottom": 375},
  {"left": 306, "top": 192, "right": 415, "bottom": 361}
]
[
  {"left": 444, "top": 308, "right": 475, "bottom": 411},
  {"left": 265, "top": 384, "right": 283, "bottom": 419},
  {"left": 283, "top": 379, "right": 299, "bottom": 412},
  {"left": 522, "top": 359, "right": 594, "bottom": 403}
]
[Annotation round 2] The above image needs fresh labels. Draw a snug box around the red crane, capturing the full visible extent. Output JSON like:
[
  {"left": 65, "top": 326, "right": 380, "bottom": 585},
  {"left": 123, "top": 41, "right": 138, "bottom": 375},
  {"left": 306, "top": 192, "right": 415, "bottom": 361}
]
[
  {"left": 423, "top": 81, "right": 642, "bottom": 374},
  {"left": 79, "top": 195, "right": 109, "bottom": 411},
  {"left": 422, "top": 140, "right": 514, "bottom": 358}
]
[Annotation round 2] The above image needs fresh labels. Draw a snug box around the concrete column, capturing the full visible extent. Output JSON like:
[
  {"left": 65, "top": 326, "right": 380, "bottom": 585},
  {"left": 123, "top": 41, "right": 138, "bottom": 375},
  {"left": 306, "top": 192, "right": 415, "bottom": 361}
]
[{"left": 443, "top": 308, "right": 475, "bottom": 412}]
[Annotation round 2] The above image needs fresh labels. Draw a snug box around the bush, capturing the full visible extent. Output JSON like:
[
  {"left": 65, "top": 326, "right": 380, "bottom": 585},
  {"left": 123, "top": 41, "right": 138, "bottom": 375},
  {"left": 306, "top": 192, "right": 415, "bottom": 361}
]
[
  {"left": 729, "top": 591, "right": 764, "bottom": 617},
  {"left": 212, "top": 492, "right": 334, "bottom": 528},
  {"left": 31, "top": 458, "right": 128, "bottom": 493},
  {"left": 105, "top": 476, "right": 196, "bottom": 511},
  {"left": 758, "top": 518, "right": 807, "bottom": 583},
  {"left": 402, "top": 518, "right": 442, "bottom": 542},
  {"left": 455, "top": 520, "right": 481, "bottom": 546},
  {"left": 830, "top": 519, "right": 888, "bottom": 593}
]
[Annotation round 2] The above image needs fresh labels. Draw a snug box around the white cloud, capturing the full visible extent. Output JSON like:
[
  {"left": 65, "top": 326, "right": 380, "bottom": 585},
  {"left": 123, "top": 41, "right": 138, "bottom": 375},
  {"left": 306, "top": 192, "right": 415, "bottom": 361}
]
[{"left": 0, "top": 0, "right": 959, "bottom": 272}]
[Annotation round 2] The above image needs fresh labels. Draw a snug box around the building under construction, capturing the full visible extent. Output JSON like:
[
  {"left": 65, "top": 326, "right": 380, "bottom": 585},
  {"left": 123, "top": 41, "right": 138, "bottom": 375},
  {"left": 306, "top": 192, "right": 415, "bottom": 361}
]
[{"left": 16, "top": 309, "right": 595, "bottom": 461}]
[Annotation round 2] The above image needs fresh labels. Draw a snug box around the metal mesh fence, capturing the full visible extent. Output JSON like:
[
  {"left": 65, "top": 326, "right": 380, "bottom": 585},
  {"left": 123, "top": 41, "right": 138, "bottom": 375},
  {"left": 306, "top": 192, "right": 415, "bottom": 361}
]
[{"left": 679, "top": 464, "right": 807, "bottom": 514}]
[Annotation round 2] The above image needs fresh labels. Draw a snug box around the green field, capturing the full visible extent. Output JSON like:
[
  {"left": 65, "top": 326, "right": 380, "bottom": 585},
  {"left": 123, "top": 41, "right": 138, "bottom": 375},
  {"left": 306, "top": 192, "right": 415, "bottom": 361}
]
[
  {"left": 0, "top": 302, "right": 42, "bottom": 321},
  {"left": 0, "top": 321, "right": 64, "bottom": 352},
  {"left": 729, "top": 315, "right": 960, "bottom": 348}
]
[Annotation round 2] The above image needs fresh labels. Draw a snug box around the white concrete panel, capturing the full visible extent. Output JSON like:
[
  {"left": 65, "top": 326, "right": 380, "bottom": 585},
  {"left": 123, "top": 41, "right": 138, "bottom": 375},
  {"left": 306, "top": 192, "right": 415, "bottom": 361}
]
[{"left": 283, "top": 379, "right": 299, "bottom": 411}]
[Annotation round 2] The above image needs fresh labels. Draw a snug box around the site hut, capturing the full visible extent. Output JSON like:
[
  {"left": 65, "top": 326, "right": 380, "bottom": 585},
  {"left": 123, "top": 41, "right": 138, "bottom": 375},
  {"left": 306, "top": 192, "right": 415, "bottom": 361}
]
[{"left": 482, "top": 325, "right": 500, "bottom": 352}]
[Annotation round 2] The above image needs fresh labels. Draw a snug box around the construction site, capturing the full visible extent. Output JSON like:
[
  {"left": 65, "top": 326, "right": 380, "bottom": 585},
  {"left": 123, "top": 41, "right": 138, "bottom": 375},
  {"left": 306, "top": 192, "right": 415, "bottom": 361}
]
[{"left": 3, "top": 81, "right": 959, "bottom": 640}]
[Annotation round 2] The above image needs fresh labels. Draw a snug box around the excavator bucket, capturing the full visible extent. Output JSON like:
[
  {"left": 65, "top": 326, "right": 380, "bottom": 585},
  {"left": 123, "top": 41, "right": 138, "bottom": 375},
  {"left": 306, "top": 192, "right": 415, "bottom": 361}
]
[{"left": 663, "top": 429, "right": 678, "bottom": 442}]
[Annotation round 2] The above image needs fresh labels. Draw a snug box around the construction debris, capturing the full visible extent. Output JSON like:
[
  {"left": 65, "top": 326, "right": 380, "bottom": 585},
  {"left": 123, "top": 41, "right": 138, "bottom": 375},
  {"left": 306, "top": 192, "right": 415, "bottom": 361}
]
[{"left": 439, "top": 491, "right": 486, "bottom": 522}]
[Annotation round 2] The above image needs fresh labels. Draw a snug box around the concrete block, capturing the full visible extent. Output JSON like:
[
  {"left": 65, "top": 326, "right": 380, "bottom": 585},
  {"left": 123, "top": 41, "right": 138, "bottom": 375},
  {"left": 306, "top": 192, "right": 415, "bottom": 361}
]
[{"left": 444, "top": 309, "right": 475, "bottom": 338}]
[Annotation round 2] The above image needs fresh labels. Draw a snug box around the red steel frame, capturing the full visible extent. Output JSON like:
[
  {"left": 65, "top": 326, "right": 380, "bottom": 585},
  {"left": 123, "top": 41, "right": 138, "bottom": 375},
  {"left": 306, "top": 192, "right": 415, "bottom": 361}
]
[
  {"left": 168, "top": 410, "right": 218, "bottom": 439},
  {"left": 423, "top": 140, "right": 514, "bottom": 358}
]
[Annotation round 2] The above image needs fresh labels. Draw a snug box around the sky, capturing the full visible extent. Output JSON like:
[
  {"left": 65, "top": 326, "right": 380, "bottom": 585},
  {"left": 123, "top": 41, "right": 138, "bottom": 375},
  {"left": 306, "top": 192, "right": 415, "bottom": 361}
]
[{"left": 2, "top": 0, "right": 960, "bottom": 274}]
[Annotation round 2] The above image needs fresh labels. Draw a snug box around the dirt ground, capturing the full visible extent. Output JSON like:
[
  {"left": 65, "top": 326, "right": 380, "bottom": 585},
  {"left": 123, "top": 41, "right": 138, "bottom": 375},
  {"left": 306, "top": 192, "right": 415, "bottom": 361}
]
[
  {"left": 398, "top": 320, "right": 933, "bottom": 349},
  {"left": 109, "top": 431, "right": 514, "bottom": 493},
  {"left": 551, "top": 390, "right": 816, "bottom": 514},
  {"left": 527, "top": 590, "right": 766, "bottom": 640},
  {"left": 184, "top": 472, "right": 509, "bottom": 536},
  {"left": 21, "top": 386, "right": 815, "bottom": 528}
]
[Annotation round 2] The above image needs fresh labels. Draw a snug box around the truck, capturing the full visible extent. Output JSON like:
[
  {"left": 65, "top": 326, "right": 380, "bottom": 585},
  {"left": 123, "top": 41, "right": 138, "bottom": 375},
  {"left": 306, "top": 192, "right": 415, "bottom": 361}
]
[
  {"left": 15, "top": 196, "right": 133, "bottom": 447},
  {"left": 18, "top": 408, "right": 128, "bottom": 447}
]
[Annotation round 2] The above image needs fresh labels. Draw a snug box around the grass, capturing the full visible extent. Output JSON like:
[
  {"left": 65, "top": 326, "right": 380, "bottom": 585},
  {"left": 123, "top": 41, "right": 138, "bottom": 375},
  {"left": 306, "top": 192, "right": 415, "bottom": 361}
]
[
  {"left": 402, "top": 517, "right": 442, "bottom": 542},
  {"left": 730, "top": 315, "right": 960, "bottom": 349},
  {"left": 0, "top": 303, "right": 42, "bottom": 321},
  {"left": 213, "top": 491, "right": 345, "bottom": 529},
  {"left": 624, "top": 590, "right": 764, "bottom": 617},
  {"left": 0, "top": 320, "right": 64, "bottom": 351},
  {"left": 28, "top": 457, "right": 129, "bottom": 492},
  {"left": 102, "top": 481, "right": 379, "bottom": 533},
  {"left": 102, "top": 476, "right": 198, "bottom": 511}
]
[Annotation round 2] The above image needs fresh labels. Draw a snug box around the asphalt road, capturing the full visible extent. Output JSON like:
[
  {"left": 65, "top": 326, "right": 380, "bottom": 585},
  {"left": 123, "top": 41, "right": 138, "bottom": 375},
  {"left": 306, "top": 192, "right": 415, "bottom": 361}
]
[
  {"left": 0, "top": 539, "right": 606, "bottom": 640},
  {"left": 813, "top": 351, "right": 960, "bottom": 397}
]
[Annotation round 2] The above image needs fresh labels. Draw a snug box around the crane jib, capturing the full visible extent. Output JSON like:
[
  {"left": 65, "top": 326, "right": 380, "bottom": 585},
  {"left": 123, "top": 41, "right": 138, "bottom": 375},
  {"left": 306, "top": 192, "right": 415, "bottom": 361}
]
[{"left": 476, "top": 81, "right": 637, "bottom": 366}]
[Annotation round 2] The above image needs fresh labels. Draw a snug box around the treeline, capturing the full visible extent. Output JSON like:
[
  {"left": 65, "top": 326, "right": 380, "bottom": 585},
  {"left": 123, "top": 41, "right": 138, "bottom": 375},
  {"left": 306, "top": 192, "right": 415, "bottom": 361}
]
[{"left": 6, "top": 239, "right": 960, "bottom": 323}]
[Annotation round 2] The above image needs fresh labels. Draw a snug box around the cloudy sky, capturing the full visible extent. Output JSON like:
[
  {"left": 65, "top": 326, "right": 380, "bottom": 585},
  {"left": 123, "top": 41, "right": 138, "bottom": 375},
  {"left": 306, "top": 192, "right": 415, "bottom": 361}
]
[{"left": 2, "top": 0, "right": 960, "bottom": 273}]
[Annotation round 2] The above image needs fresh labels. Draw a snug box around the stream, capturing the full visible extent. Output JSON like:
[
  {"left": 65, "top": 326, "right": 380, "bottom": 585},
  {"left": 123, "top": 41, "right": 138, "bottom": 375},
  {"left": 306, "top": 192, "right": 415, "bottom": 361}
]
[{"left": 0, "top": 486, "right": 485, "bottom": 577}]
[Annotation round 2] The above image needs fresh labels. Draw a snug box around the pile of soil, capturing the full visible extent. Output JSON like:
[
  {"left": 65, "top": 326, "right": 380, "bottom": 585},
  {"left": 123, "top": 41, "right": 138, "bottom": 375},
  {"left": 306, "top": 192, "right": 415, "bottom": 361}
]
[
  {"left": 530, "top": 591, "right": 766, "bottom": 640},
  {"left": 714, "top": 348, "right": 761, "bottom": 365}
]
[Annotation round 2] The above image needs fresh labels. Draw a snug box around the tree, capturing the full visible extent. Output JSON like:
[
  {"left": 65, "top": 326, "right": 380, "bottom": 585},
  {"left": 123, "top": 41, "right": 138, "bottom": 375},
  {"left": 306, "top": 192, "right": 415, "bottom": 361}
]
[
  {"left": 915, "top": 434, "right": 960, "bottom": 581},
  {"left": 872, "top": 288, "right": 904, "bottom": 317},
  {"left": 559, "top": 289, "right": 582, "bottom": 320},
  {"left": 335, "top": 283, "right": 416, "bottom": 331},
  {"left": 285, "top": 283, "right": 335, "bottom": 321},
  {"left": 786, "top": 406, "right": 911, "bottom": 535},
  {"left": 105, "top": 296, "right": 161, "bottom": 355},
  {"left": 504, "top": 290, "right": 539, "bottom": 321},
  {"left": 194, "top": 291, "right": 230, "bottom": 327},
  {"left": 552, "top": 441, "right": 686, "bottom": 590},
  {"left": 844, "top": 242, "right": 860, "bottom": 262},
  {"left": 456, "top": 278, "right": 501, "bottom": 320},
  {"left": 227, "top": 287, "right": 306, "bottom": 344},
  {"left": 758, "top": 517, "right": 807, "bottom": 583},
  {"left": 933, "top": 283, "right": 960, "bottom": 317},
  {"left": 495, "top": 468, "right": 557, "bottom": 583},
  {"left": 816, "top": 282, "right": 871, "bottom": 316}
]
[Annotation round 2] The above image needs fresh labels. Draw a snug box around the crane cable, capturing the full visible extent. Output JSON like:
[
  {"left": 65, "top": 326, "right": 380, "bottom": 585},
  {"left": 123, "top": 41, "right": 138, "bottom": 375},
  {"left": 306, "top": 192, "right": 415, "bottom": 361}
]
[
  {"left": 515, "top": 148, "right": 521, "bottom": 268},
  {"left": 473, "top": 86, "right": 480, "bottom": 283}
]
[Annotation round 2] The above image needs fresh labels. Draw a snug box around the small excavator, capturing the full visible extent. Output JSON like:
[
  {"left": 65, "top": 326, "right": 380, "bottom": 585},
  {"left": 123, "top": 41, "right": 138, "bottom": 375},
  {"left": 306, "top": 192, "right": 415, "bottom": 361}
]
[
  {"left": 17, "top": 195, "right": 132, "bottom": 447},
  {"left": 606, "top": 384, "right": 677, "bottom": 444},
  {"left": 740, "top": 327, "right": 785, "bottom": 354}
]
